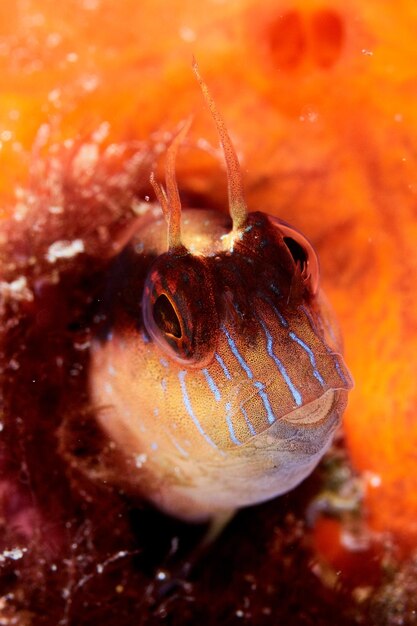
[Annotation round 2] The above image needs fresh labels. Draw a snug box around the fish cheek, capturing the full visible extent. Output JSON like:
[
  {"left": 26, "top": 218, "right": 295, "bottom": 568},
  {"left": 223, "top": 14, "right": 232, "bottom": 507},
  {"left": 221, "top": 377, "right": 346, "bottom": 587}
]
[{"left": 89, "top": 326, "right": 209, "bottom": 463}]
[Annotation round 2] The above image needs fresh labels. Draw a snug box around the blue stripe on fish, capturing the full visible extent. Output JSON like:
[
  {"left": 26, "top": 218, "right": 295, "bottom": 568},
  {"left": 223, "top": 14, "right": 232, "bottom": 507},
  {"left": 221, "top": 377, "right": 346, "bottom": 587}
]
[
  {"left": 202, "top": 368, "right": 222, "bottom": 402},
  {"left": 269, "top": 282, "right": 281, "bottom": 297},
  {"left": 240, "top": 404, "right": 257, "bottom": 436},
  {"left": 261, "top": 293, "right": 289, "bottom": 328},
  {"left": 140, "top": 330, "right": 150, "bottom": 344},
  {"left": 258, "top": 318, "right": 303, "bottom": 406},
  {"left": 225, "top": 402, "right": 242, "bottom": 445},
  {"left": 254, "top": 381, "right": 276, "bottom": 424},
  {"left": 221, "top": 325, "right": 253, "bottom": 380},
  {"left": 289, "top": 331, "right": 325, "bottom": 387},
  {"left": 170, "top": 436, "right": 190, "bottom": 457},
  {"left": 334, "top": 359, "right": 351, "bottom": 387},
  {"left": 215, "top": 352, "right": 232, "bottom": 380},
  {"left": 300, "top": 305, "right": 352, "bottom": 388},
  {"left": 178, "top": 370, "right": 219, "bottom": 450}
]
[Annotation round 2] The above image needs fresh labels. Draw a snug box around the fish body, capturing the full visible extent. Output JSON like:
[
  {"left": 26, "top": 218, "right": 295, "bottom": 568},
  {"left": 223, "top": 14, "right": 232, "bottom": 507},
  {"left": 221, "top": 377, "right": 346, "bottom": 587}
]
[{"left": 90, "top": 208, "right": 351, "bottom": 521}]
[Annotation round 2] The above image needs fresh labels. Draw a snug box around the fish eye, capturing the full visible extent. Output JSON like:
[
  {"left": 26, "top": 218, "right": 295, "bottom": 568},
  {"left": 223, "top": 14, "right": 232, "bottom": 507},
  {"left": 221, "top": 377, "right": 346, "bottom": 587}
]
[
  {"left": 142, "top": 253, "right": 219, "bottom": 367},
  {"left": 273, "top": 218, "right": 320, "bottom": 295},
  {"left": 153, "top": 294, "right": 182, "bottom": 339},
  {"left": 283, "top": 236, "right": 308, "bottom": 271}
]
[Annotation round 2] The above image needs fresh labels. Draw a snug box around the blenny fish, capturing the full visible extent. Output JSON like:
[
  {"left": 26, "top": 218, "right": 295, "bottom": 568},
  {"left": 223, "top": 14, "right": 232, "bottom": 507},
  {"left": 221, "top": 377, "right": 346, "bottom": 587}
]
[{"left": 90, "top": 62, "right": 352, "bottom": 522}]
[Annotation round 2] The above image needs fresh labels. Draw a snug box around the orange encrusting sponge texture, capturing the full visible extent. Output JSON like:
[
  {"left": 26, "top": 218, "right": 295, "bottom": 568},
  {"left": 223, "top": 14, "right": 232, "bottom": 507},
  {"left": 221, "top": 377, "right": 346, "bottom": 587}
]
[{"left": 1, "top": 0, "right": 417, "bottom": 541}]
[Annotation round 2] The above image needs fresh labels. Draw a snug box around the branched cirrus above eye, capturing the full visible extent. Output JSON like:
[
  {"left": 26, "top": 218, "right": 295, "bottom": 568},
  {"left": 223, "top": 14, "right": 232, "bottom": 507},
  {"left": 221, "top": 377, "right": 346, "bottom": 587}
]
[{"left": 153, "top": 294, "right": 182, "bottom": 338}]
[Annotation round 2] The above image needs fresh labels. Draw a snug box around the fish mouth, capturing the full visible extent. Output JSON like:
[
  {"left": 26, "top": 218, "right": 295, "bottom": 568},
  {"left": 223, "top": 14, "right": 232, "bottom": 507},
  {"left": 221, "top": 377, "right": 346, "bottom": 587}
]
[{"left": 227, "top": 387, "right": 346, "bottom": 457}]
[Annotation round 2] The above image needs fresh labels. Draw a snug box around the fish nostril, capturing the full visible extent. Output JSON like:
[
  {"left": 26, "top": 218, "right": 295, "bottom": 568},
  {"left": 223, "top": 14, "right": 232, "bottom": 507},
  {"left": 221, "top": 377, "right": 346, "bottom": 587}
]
[{"left": 153, "top": 294, "right": 182, "bottom": 339}]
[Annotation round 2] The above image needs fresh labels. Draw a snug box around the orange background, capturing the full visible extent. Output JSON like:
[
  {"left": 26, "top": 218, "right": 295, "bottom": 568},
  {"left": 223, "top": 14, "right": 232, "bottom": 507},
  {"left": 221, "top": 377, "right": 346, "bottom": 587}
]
[{"left": 1, "top": 0, "right": 417, "bottom": 542}]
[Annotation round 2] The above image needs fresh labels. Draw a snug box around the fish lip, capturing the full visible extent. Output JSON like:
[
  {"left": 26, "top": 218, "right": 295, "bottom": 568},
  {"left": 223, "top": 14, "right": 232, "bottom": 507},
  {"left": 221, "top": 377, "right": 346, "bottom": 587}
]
[{"left": 280, "top": 388, "right": 343, "bottom": 427}]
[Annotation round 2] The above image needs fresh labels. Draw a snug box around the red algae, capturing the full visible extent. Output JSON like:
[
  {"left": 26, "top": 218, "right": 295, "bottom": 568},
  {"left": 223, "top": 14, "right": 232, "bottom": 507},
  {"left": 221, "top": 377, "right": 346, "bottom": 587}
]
[{"left": 1, "top": 0, "right": 417, "bottom": 624}]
